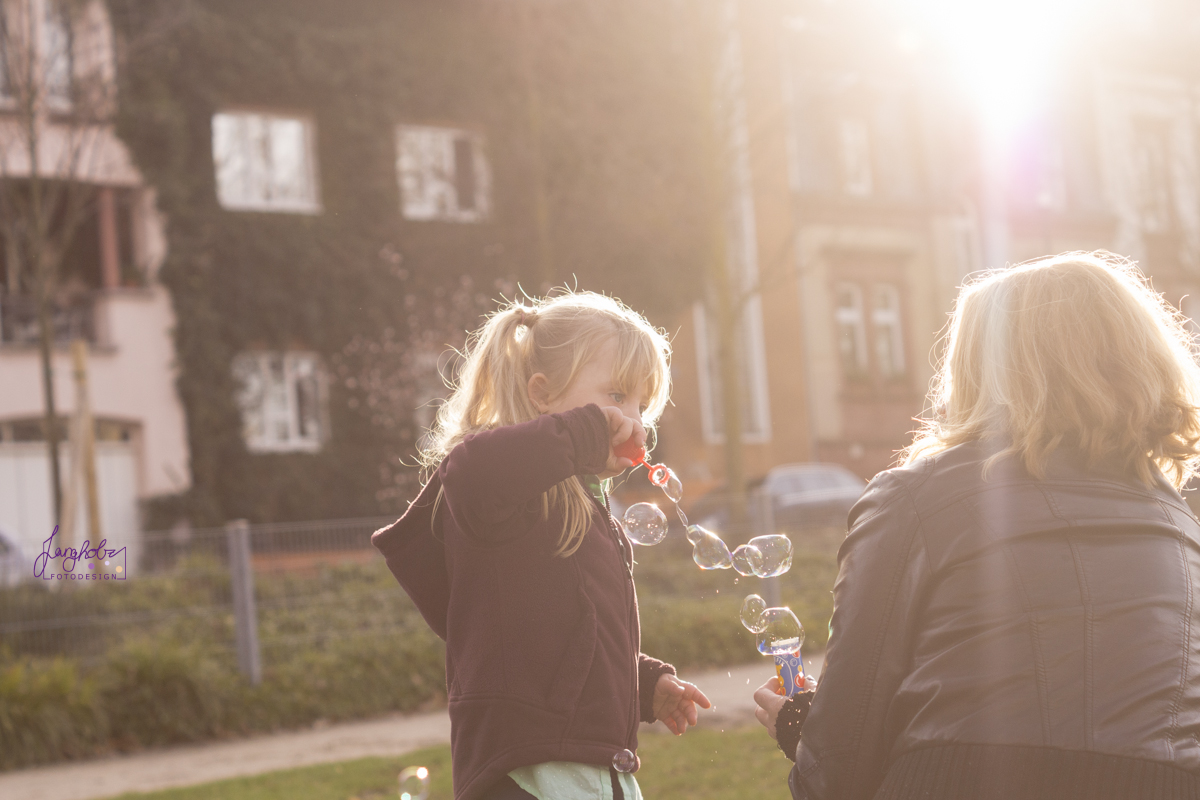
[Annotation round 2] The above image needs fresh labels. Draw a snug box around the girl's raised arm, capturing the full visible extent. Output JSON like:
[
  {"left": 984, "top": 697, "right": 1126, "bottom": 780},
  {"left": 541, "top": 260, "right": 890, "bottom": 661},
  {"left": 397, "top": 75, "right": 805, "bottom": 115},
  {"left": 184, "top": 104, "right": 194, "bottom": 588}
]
[{"left": 438, "top": 403, "right": 611, "bottom": 535}]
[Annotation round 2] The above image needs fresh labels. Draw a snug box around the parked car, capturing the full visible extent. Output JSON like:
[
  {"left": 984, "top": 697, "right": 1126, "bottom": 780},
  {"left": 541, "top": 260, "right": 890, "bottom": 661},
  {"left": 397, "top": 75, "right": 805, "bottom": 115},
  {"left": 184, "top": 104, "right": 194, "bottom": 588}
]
[
  {"left": 0, "top": 525, "right": 34, "bottom": 587},
  {"left": 693, "top": 462, "right": 868, "bottom": 536}
]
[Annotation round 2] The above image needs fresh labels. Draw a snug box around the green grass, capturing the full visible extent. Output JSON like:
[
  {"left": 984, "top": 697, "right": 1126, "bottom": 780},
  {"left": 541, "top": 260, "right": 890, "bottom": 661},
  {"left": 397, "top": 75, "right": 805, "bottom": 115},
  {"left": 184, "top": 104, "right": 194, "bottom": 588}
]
[{"left": 107, "top": 726, "right": 793, "bottom": 800}]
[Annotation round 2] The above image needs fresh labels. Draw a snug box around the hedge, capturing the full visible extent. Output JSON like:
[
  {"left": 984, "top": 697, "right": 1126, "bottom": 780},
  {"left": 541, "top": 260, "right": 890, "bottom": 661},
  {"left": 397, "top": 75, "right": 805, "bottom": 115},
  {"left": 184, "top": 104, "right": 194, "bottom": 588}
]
[{"left": 0, "top": 529, "right": 840, "bottom": 771}]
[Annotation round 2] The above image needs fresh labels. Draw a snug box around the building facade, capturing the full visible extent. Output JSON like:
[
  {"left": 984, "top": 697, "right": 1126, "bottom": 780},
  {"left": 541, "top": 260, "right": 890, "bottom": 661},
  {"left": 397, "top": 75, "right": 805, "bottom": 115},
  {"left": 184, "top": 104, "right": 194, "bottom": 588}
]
[
  {"left": 661, "top": 0, "right": 1200, "bottom": 492},
  {"left": 0, "top": 0, "right": 188, "bottom": 566},
  {"left": 106, "top": 0, "right": 709, "bottom": 526}
]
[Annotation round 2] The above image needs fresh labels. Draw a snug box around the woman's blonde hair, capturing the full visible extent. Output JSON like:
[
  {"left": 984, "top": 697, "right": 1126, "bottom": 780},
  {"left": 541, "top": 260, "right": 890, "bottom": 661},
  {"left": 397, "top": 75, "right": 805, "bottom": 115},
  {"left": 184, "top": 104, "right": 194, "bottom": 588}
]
[
  {"left": 422, "top": 290, "right": 671, "bottom": 556},
  {"left": 905, "top": 251, "right": 1200, "bottom": 488}
]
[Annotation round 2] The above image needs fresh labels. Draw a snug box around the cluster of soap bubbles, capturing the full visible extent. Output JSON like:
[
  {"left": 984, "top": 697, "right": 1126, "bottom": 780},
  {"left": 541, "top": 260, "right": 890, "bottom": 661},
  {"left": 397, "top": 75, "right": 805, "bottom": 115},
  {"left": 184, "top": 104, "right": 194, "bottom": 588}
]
[
  {"left": 740, "top": 594, "right": 805, "bottom": 656},
  {"left": 398, "top": 766, "right": 430, "bottom": 800},
  {"left": 622, "top": 496, "right": 792, "bottom": 576},
  {"left": 616, "top": 442, "right": 805, "bottom": 662}
]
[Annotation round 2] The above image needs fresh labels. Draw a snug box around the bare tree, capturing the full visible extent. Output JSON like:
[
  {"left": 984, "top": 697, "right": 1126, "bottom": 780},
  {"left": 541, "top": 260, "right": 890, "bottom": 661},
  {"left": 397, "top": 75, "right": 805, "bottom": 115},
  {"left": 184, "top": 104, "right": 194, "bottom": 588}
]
[{"left": 0, "top": 0, "right": 119, "bottom": 523}]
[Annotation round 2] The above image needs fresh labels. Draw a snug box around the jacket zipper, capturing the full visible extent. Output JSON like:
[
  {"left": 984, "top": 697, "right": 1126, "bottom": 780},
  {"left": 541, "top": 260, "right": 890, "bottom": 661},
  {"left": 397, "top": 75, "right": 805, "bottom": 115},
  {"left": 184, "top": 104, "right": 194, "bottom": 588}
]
[
  {"left": 600, "top": 493, "right": 641, "bottom": 754},
  {"left": 595, "top": 491, "right": 643, "bottom": 753}
]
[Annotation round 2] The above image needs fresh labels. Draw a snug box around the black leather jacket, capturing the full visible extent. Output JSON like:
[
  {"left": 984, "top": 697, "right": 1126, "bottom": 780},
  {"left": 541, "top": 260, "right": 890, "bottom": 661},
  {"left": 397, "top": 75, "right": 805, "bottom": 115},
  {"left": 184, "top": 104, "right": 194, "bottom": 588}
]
[{"left": 792, "top": 439, "right": 1200, "bottom": 799}]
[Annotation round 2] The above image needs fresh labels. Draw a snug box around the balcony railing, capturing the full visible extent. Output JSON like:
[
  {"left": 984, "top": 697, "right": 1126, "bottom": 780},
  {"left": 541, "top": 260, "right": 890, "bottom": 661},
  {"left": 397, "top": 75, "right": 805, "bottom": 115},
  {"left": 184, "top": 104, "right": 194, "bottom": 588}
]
[{"left": 0, "top": 293, "right": 96, "bottom": 345}]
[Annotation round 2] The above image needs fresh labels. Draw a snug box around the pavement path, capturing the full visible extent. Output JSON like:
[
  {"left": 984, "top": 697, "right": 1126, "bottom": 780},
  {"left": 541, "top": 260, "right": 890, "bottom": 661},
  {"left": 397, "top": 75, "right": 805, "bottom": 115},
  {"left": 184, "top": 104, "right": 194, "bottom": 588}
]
[{"left": 0, "top": 653, "right": 823, "bottom": 800}]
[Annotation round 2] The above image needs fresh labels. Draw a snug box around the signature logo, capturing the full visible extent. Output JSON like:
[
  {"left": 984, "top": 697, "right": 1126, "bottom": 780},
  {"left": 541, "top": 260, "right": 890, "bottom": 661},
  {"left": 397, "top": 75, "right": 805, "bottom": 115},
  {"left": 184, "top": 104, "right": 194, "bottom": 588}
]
[{"left": 33, "top": 526, "right": 127, "bottom": 580}]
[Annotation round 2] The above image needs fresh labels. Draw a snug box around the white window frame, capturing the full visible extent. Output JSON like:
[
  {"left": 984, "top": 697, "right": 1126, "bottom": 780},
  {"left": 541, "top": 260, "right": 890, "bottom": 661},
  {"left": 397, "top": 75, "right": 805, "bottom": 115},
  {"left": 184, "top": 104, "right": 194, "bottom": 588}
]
[
  {"left": 395, "top": 124, "right": 490, "bottom": 223},
  {"left": 212, "top": 110, "right": 321, "bottom": 214},
  {"left": 41, "top": 0, "right": 71, "bottom": 111},
  {"left": 838, "top": 117, "right": 873, "bottom": 197},
  {"left": 871, "top": 283, "right": 906, "bottom": 379},
  {"left": 834, "top": 282, "right": 868, "bottom": 377},
  {"left": 0, "top": 1, "right": 14, "bottom": 106},
  {"left": 232, "top": 352, "right": 327, "bottom": 453}
]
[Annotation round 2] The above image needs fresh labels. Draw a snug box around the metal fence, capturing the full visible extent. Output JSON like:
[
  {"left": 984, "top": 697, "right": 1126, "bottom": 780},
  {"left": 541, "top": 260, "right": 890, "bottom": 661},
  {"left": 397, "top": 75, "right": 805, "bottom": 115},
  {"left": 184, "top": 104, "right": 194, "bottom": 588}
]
[
  {"left": 0, "top": 515, "right": 405, "bottom": 674},
  {"left": 0, "top": 486, "right": 848, "bottom": 676}
]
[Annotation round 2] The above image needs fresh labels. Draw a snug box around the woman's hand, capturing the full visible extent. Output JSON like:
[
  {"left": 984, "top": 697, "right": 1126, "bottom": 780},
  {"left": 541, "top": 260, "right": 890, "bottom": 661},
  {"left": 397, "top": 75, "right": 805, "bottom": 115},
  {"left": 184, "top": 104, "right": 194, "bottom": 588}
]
[
  {"left": 653, "top": 673, "right": 712, "bottom": 735},
  {"left": 754, "top": 674, "right": 817, "bottom": 740},
  {"left": 601, "top": 406, "right": 646, "bottom": 476},
  {"left": 753, "top": 677, "right": 788, "bottom": 740}
]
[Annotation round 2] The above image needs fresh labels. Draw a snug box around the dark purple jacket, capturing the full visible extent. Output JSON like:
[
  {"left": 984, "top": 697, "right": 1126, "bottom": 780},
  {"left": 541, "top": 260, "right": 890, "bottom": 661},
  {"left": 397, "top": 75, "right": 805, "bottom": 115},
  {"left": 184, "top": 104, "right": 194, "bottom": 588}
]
[{"left": 371, "top": 404, "right": 675, "bottom": 800}]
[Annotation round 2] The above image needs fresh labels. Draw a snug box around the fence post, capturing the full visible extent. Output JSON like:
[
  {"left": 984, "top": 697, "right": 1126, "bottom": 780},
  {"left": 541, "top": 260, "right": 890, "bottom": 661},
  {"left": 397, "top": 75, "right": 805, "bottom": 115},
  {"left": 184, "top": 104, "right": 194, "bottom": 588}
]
[
  {"left": 754, "top": 489, "right": 782, "bottom": 609},
  {"left": 226, "top": 519, "right": 262, "bottom": 685}
]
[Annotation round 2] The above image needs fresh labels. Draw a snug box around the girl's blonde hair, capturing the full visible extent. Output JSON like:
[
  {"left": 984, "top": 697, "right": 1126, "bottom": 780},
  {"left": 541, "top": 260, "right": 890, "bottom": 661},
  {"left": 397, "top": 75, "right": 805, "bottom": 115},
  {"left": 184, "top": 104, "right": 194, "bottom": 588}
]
[
  {"left": 423, "top": 290, "right": 671, "bottom": 556},
  {"left": 905, "top": 251, "right": 1200, "bottom": 488}
]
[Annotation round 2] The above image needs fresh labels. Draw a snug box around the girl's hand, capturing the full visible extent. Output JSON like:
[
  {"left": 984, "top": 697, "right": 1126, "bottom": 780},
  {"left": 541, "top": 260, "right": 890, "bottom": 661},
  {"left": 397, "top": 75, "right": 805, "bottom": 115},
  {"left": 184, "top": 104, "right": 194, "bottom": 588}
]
[
  {"left": 600, "top": 406, "right": 646, "bottom": 475},
  {"left": 653, "top": 673, "right": 712, "bottom": 735}
]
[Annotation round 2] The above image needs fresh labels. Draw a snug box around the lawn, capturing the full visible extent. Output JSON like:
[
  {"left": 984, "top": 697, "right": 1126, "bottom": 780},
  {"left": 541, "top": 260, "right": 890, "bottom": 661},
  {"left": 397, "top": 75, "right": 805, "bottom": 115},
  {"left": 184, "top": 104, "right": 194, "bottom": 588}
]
[{"left": 109, "top": 725, "right": 794, "bottom": 800}]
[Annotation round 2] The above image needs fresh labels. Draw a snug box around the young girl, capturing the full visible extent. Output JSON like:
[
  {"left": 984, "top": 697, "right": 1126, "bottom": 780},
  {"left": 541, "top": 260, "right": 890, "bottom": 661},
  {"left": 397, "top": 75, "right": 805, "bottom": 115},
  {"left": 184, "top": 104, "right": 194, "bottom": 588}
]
[{"left": 373, "top": 291, "right": 711, "bottom": 800}]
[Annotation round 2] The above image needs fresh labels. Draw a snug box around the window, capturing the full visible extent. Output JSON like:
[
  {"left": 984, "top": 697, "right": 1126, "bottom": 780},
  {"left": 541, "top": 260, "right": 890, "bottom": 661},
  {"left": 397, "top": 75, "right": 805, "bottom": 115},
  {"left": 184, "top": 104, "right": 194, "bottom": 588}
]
[
  {"left": 233, "top": 352, "right": 327, "bottom": 453},
  {"left": 838, "top": 118, "right": 873, "bottom": 197},
  {"left": 212, "top": 111, "right": 320, "bottom": 213},
  {"left": 0, "top": 4, "right": 11, "bottom": 102},
  {"left": 871, "top": 284, "right": 905, "bottom": 378},
  {"left": 42, "top": 0, "right": 72, "bottom": 109},
  {"left": 834, "top": 283, "right": 867, "bottom": 377},
  {"left": 395, "top": 124, "right": 490, "bottom": 222},
  {"left": 1131, "top": 118, "right": 1174, "bottom": 233},
  {"left": 835, "top": 281, "right": 906, "bottom": 382}
]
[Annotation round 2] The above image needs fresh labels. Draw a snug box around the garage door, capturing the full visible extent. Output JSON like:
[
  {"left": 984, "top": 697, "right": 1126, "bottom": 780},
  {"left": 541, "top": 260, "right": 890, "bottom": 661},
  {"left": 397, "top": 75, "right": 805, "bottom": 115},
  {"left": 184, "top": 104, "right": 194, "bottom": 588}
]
[{"left": 0, "top": 441, "right": 141, "bottom": 577}]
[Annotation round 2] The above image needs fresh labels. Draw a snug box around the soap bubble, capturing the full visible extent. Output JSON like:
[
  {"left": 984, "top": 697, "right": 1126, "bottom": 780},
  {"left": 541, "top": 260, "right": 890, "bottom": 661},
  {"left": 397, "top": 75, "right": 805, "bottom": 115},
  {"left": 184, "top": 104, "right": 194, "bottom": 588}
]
[
  {"left": 688, "top": 525, "right": 732, "bottom": 570},
  {"left": 398, "top": 766, "right": 430, "bottom": 800},
  {"left": 663, "top": 471, "right": 683, "bottom": 503},
  {"left": 612, "top": 748, "right": 637, "bottom": 773},
  {"left": 623, "top": 502, "right": 669, "bottom": 545},
  {"left": 740, "top": 594, "right": 767, "bottom": 632},
  {"left": 756, "top": 607, "right": 805, "bottom": 656},
  {"left": 749, "top": 534, "right": 794, "bottom": 578},
  {"left": 731, "top": 544, "right": 765, "bottom": 577}
]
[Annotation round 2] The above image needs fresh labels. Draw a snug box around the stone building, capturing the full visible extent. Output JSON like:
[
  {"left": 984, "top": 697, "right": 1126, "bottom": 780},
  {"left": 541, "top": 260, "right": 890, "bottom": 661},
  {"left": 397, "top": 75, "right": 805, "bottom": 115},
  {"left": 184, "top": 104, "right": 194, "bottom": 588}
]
[{"left": 661, "top": 0, "right": 1200, "bottom": 491}]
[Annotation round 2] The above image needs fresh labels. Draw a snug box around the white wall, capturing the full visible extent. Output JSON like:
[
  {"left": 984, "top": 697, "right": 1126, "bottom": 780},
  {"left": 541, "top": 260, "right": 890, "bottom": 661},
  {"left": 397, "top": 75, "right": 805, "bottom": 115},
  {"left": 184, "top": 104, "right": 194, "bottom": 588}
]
[{"left": 0, "top": 285, "right": 192, "bottom": 499}]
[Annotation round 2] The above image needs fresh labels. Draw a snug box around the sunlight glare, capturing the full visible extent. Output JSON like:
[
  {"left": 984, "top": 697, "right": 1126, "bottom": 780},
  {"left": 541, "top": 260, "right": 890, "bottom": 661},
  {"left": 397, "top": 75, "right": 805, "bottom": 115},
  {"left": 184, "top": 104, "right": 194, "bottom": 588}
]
[{"left": 894, "top": 0, "right": 1114, "bottom": 141}]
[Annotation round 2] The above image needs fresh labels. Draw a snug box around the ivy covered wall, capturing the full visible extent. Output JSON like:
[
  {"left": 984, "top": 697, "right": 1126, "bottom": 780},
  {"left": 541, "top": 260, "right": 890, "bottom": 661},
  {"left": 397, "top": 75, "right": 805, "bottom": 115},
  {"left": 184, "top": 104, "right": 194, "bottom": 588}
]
[{"left": 106, "top": 0, "right": 714, "bottom": 526}]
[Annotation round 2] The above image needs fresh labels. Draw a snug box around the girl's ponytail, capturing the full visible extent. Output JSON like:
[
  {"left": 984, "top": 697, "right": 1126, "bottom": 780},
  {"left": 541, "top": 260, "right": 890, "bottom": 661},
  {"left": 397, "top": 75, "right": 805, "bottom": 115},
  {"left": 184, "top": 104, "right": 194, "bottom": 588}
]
[{"left": 421, "top": 292, "right": 670, "bottom": 557}]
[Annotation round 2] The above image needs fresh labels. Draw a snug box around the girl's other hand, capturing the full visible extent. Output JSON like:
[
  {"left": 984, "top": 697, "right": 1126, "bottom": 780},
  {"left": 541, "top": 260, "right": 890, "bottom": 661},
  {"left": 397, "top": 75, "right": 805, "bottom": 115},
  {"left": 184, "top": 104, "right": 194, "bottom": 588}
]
[
  {"left": 653, "top": 673, "right": 712, "bottom": 736},
  {"left": 600, "top": 406, "right": 646, "bottom": 474}
]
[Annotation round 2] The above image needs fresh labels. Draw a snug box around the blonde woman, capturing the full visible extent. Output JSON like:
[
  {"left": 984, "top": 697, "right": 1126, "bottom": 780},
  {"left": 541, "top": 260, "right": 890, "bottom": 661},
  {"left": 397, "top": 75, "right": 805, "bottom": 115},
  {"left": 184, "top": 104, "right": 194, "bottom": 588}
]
[
  {"left": 755, "top": 252, "right": 1200, "bottom": 799},
  {"left": 373, "top": 291, "right": 710, "bottom": 800}
]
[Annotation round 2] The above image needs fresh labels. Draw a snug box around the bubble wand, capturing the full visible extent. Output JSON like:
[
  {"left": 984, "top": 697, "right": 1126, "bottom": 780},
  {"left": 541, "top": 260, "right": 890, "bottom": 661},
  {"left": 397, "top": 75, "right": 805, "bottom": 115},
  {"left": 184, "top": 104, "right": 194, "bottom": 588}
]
[{"left": 614, "top": 438, "right": 736, "bottom": 568}]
